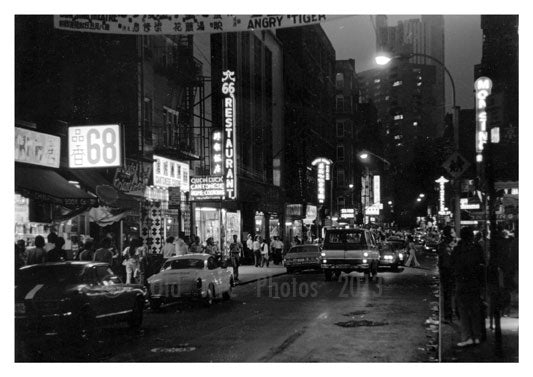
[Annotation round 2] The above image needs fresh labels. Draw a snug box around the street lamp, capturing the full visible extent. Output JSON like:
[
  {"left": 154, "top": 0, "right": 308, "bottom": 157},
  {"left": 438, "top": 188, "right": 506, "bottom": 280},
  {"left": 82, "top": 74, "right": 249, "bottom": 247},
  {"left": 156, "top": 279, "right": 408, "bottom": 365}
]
[
  {"left": 375, "top": 52, "right": 461, "bottom": 237},
  {"left": 419, "top": 193, "right": 425, "bottom": 198},
  {"left": 358, "top": 150, "right": 391, "bottom": 168}
]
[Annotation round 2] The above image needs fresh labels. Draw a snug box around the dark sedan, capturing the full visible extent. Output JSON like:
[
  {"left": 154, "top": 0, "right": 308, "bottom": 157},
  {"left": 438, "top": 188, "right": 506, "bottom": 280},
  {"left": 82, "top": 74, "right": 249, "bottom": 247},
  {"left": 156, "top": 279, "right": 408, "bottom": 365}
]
[
  {"left": 15, "top": 262, "right": 146, "bottom": 342},
  {"left": 284, "top": 244, "right": 322, "bottom": 273},
  {"left": 378, "top": 242, "right": 406, "bottom": 271}
]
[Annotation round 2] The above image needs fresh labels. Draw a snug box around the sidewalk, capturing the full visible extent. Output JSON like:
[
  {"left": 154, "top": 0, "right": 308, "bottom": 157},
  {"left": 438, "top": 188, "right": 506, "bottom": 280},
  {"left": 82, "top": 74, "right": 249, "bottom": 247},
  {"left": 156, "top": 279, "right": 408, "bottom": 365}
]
[
  {"left": 441, "top": 292, "right": 519, "bottom": 362},
  {"left": 235, "top": 264, "right": 287, "bottom": 285}
]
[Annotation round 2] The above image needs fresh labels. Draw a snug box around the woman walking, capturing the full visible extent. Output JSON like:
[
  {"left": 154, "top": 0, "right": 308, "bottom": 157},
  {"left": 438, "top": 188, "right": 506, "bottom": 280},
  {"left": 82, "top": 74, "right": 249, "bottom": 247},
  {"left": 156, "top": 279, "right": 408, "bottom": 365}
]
[{"left": 404, "top": 235, "right": 421, "bottom": 268}]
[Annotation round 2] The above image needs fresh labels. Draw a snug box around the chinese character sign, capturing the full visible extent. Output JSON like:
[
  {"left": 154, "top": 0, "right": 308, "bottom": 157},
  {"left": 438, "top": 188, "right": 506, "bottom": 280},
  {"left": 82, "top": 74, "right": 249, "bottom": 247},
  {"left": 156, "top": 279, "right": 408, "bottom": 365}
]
[
  {"left": 15, "top": 127, "right": 60, "bottom": 168},
  {"left": 68, "top": 124, "right": 122, "bottom": 168},
  {"left": 435, "top": 176, "right": 449, "bottom": 215},
  {"left": 222, "top": 70, "right": 237, "bottom": 200},
  {"left": 212, "top": 130, "right": 223, "bottom": 176},
  {"left": 153, "top": 155, "right": 190, "bottom": 192},
  {"left": 311, "top": 158, "right": 332, "bottom": 205}
]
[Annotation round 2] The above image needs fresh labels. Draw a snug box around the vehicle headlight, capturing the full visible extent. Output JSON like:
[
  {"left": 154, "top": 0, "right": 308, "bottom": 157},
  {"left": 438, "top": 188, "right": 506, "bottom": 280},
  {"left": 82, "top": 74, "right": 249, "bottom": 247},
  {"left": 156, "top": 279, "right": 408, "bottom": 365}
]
[
  {"left": 384, "top": 255, "right": 393, "bottom": 260},
  {"left": 362, "top": 259, "right": 367, "bottom": 264},
  {"left": 322, "top": 259, "right": 327, "bottom": 264},
  {"left": 363, "top": 252, "right": 369, "bottom": 257},
  {"left": 321, "top": 252, "right": 326, "bottom": 257},
  {"left": 399, "top": 253, "right": 404, "bottom": 260}
]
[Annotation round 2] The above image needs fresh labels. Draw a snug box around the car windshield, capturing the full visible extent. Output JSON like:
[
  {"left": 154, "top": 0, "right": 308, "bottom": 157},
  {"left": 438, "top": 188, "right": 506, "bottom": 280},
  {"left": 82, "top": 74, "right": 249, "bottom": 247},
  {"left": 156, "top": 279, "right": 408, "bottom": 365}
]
[
  {"left": 324, "top": 230, "right": 367, "bottom": 249},
  {"left": 288, "top": 246, "right": 319, "bottom": 254},
  {"left": 16, "top": 264, "right": 86, "bottom": 286},
  {"left": 163, "top": 259, "right": 205, "bottom": 270}
]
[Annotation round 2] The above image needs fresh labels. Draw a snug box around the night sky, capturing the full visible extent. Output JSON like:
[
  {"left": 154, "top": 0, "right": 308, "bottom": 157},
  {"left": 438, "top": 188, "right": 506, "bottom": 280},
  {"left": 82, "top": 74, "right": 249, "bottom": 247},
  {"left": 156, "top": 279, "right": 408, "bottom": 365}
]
[{"left": 322, "top": 15, "right": 482, "bottom": 110}]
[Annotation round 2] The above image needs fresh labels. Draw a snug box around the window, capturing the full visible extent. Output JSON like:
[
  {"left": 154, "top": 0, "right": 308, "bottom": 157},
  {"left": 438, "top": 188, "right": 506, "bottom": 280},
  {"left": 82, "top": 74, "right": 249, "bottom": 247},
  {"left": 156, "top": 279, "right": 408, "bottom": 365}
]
[
  {"left": 394, "top": 134, "right": 403, "bottom": 140},
  {"left": 335, "top": 95, "right": 345, "bottom": 112},
  {"left": 336, "top": 121, "right": 344, "bottom": 137},
  {"left": 336, "top": 73, "right": 344, "bottom": 89},
  {"left": 392, "top": 80, "right": 403, "bottom": 87},
  {"left": 337, "top": 169, "right": 345, "bottom": 187},
  {"left": 163, "top": 107, "right": 179, "bottom": 146},
  {"left": 337, "top": 145, "right": 345, "bottom": 161},
  {"left": 337, "top": 197, "right": 346, "bottom": 208}
]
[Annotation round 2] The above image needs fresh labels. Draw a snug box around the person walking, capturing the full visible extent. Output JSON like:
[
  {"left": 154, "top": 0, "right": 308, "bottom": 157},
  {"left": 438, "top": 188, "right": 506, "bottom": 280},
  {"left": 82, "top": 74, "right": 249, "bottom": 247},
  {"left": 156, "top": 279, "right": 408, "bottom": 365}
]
[
  {"left": 437, "top": 226, "right": 456, "bottom": 323},
  {"left": 451, "top": 227, "right": 485, "bottom": 347},
  {"left": 78, "top": 238, "right": 95, "bottom": 261},
  {"left": 26, "top": 236, "right": 46, "bottom": 265},
  {"left": 46, "top": 237, "right": 67, "bottom": 262},
  {"left": 252, "top": 236, "right": 261, "bottom": 267},
  {"left": 44, "top": 231, "right": 58, "bottom": 253},
  {"left": 404, "top": 235, "right": 421, "bottom": 268},
  {"left": 246, "top": 234, "right": 254, "bottom": 265},
  {"left": 161, "top": 236, "right": 176, "bottom": 259},
  {"left": 260, "top": 237, "right": 270, "bottom": 268},
  {"left": 122, "top": 238, "right": 141, "bottom": 284},
  {"left": 188, "top": 236, "right": 202, "bottom": 253},
  {"left": 93, "top": 237, "right": 114, "bottom": 265},
  {"left": 270, "top": 236, "right": 284, "bottom": 265},
  {"left": 175, "top": 232, "right": 189, "bottom": 256},
  {"left": 229, "top": 234, "right": 242, "bottom": 282}
]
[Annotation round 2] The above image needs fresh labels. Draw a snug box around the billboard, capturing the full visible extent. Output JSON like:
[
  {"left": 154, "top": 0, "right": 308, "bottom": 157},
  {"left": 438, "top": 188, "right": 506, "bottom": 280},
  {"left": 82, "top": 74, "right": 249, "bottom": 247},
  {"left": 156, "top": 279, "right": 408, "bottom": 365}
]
[
  {"left": 68, "top": 124, "right": 122, "bottom": 168},
  {"left": 15, "top": 127, "right": 60, "bottom": 168}
]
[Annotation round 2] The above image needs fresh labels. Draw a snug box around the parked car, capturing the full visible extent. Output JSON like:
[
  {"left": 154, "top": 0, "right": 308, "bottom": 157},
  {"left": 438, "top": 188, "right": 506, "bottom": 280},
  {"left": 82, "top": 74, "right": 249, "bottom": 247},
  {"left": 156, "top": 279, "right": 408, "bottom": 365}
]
[
  {"left": 321, "top": 227, "right": 380, "bottom": 281},
  {"left": 15, "top": 262, "right": 146, "bottom": 341},
  {"left": 378, "top": 242, "right": 405, "bottom": 271},
  {"left": 284, "top": 244, "right": 322, "bottom": 273},
  {"left": 147, "top": 254, "right": 234, "bottom": 309},
  {"left": 386, "top": 237, "right": 409, "bottom": 264}
]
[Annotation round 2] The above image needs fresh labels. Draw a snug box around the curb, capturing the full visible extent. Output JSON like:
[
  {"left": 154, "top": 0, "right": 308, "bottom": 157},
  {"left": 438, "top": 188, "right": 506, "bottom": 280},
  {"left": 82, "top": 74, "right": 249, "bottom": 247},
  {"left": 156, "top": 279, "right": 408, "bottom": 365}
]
[{"left": 235, "top": 271, "right": 288, "bottom": 286}]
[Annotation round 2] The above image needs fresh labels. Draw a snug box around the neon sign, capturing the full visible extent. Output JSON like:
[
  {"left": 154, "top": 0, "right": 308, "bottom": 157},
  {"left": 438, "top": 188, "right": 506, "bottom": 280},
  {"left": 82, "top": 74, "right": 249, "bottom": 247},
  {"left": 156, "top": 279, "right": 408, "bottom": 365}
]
[
  {"left": 373, "top": 175, "right": 380, "bottom": 205},
  {"left": 212, "top": 130, "right": 223, "bottom": 175},
  {"left": 222, "top": 70, "right": 237, "bottom": 200},
  {"left": 435, "top": 176, "right": 449, "bottom": 215},
  {"left": 474, "top": 77, "right": 493, "bottom": 160},
  {"left": 311, "top": 158, "right": 332, "bottom": 204}
]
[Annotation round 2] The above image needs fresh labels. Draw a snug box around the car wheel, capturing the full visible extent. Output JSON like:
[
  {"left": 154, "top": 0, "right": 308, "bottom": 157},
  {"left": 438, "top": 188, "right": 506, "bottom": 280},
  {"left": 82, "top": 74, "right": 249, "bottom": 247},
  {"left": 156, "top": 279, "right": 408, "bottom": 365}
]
[
  {"left": 149, "top": 298, "right": 162, "bottom": 311},
  {"left": 128, "top": 297, "right": 144, "bottom": 329},
  {"left": 205, "top": 284, "right": 215, "bottom": 306},
  {"left": 324, "top": 270, "right": 333, "bottom": 281},
  {"left": 223, "top": 283, "right": 232, "bottom": 301}
]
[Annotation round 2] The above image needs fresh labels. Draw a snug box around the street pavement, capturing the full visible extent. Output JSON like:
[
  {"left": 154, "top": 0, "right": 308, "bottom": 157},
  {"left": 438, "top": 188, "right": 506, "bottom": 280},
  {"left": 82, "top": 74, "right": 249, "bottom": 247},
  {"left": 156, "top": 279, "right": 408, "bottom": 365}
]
[{"left": 16, "top": 247, "right": 440, "bottom": 362}]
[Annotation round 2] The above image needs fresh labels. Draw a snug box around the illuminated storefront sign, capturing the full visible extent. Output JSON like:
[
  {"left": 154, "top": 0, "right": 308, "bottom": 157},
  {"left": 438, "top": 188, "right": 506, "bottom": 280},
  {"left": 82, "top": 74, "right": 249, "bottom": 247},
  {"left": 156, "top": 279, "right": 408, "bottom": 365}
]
[
  {"left": 460, "top": 198, "right": 481, "bottom": 210},
  {"left": 373, "top": 175, "right": 381, "bottom": 205},
  {"left": 340, "top": 208, "right": 355, "bottom": 219},
  {"left": 15, "top": 127, "right": 61, "bottom": 168},
  {"left": 212, "top": 129, "right": 223, "bottom": 175},
  {"left": 153, "top": 155, "right": 189, "bottom": 192},
  {"left": 189, "top": 175, "right": 225, "bottom": 201},
  {"left": 222, "top": 70, "right": 237, "bottom": 200},
  {"left": 365, "top": 204, "right": 380, "bottom": 216},
  {"left": 474, "top": 77, "right": 493, "bottom": 161},
  {"left": 68, "top": 124, "right": 122, "bottom": 168},
  {"left": 311, "top": 158, "right": 333, "bottom": 204},
  {"left": 435, "top": 176, "right": 450, "bottom": 215}
]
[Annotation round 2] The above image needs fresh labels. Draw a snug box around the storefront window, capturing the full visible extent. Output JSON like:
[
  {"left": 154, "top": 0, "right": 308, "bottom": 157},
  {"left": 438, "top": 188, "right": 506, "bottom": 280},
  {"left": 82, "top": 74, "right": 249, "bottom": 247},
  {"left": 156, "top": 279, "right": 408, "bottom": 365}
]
[{"left": 195, "top": 207, "right": 221, "bottom": 246}]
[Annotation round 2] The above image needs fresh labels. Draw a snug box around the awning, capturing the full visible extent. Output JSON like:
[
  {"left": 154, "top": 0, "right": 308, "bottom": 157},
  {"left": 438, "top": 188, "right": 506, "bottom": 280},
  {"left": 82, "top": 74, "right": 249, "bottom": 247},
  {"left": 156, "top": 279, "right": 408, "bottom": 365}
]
[{"left": 15, "top": 164, "right": 98, "bottom": 209}]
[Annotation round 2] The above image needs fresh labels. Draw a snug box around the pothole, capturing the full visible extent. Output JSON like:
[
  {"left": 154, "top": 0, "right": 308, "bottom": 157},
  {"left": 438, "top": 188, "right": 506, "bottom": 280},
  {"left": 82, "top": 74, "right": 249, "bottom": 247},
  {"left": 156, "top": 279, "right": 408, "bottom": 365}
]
[
  {"left": 343, "top": 310, "right": 368, "bottom": 316},
  {"left": 151, "top": 344, "right": 196, "bottom": 353},
  {"left": 335, "top": 320, "right": 389, "bottom": 327}
]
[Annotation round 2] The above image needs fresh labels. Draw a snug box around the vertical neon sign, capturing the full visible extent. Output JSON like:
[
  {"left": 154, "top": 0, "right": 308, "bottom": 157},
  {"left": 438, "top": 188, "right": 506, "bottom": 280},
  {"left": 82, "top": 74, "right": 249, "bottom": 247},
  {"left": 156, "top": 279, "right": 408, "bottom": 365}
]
[
  {"left": 474, "top": 77, "right": 493, "bottom": 162},
  {"left": 435, "top": 176, "right": 449, "bottom": 215},
  {"left": 222, "top": 70, "right": 237, "bottom": 199},
  {"left": 212, "top": 130, "right": 223, "bottom": 175},
  {"left": 312, "top": 158, "right": 332, "bottom": 205}
]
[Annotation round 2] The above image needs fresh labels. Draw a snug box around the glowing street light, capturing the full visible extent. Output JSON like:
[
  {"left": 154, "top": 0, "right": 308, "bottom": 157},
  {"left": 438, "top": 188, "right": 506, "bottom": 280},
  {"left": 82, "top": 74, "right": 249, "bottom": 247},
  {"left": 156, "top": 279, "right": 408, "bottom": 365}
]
[{"left": 419, "top": 193, "right": 425, "bottom": 198}]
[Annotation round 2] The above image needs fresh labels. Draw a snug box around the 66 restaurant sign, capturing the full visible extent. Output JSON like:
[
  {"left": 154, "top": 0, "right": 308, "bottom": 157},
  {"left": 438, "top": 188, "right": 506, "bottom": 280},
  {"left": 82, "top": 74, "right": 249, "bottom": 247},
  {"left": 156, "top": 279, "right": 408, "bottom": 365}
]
[
  {"left": 68, "top": 124, "right": 122, "bottom": 168},
  {"left": 221, "top": 70, "right": 237, "bottom": 200}
]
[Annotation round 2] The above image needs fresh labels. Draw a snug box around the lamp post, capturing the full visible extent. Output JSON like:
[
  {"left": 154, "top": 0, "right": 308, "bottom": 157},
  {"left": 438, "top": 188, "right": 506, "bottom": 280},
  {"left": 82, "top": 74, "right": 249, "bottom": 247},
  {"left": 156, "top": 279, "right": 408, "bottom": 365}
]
[{"left": 376, "top": 52, "right": 461, "bottom": 237}]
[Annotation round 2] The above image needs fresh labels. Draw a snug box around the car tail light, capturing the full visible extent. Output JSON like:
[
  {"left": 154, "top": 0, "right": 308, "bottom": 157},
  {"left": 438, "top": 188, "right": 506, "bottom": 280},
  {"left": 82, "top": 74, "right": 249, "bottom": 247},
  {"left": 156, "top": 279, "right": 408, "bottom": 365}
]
[{"left": 196, "top": 278, "right": 202, "bottom": 289}]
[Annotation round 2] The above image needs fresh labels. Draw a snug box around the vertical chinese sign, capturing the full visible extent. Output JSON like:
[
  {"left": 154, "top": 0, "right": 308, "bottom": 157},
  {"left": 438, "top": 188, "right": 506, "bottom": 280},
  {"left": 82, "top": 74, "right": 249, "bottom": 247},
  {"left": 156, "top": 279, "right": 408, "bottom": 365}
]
[{"left": 222, "top": 70, "right": 237, "bottom": 200}]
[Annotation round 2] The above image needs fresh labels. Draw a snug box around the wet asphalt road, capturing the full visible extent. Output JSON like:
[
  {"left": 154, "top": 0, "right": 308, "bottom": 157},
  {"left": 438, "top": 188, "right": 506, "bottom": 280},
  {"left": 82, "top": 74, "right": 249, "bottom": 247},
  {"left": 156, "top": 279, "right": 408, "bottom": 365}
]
[{"left": 16, "top": 248, "right": 439, "bottom": 362}]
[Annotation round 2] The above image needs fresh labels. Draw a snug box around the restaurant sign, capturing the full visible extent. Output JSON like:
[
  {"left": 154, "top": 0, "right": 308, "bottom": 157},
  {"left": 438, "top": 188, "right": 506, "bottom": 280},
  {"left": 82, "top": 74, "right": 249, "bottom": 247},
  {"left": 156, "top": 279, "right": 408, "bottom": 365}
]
[
  {"left": 189, "top": 175, "right": 225, "bottom": 201},
  {"left": 15, "top": 127, "right": 60, "bottom": 168},
  {"left": 153, "top": 155, "right": 189, "bottom": 192}
]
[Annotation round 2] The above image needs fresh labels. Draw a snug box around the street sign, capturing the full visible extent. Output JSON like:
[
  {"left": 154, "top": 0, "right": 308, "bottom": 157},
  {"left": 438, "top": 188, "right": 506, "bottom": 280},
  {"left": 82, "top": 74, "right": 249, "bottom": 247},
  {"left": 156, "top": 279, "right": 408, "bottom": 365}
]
[{"left": 442, "top": 151, "right": 470, "bottom": 179}]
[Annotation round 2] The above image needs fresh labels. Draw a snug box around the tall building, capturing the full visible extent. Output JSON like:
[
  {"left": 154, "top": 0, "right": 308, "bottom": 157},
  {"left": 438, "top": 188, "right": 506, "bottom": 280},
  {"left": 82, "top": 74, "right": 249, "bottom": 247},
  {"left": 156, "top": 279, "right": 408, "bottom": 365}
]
[
  {"left": 375, "top": 15, "right": 446, "bottom": 135},
  {"left": 276, "top": 25, "right": 335, "bottom": 240}
]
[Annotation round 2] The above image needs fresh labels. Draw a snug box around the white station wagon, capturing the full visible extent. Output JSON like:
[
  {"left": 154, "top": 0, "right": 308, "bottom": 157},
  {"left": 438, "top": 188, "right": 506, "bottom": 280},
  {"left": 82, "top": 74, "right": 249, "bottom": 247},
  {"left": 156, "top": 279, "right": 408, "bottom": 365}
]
[{"left": 147, "top": 254, "right": 234, "bottom": 309}]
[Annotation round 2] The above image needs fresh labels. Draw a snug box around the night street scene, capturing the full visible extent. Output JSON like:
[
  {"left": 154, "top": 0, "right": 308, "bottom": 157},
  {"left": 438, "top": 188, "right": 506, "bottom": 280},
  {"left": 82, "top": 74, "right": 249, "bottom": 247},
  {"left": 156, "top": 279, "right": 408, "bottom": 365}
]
[{"left": 13, "top": 12, "right": 519, "bottom": 364}]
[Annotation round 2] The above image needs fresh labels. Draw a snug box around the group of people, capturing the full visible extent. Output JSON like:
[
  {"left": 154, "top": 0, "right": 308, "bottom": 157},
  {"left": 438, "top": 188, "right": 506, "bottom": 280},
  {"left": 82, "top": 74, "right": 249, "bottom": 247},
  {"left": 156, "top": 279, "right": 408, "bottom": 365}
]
[
  {"left": 15, "top": 232, "right": 71, "bottom": 271},
  {"left": 246, "top": 234, "right": 285, "bottom": 268},
  {"left": 437, "top": 224, "right": 518, "bottom": 348}
]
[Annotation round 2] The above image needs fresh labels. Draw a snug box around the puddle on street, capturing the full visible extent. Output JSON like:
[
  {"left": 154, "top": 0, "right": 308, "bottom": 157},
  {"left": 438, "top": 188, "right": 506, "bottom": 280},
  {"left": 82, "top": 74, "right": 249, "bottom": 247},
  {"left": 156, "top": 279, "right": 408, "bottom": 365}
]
[{"left": 335, "top": 320, "right": 389, "bottom": 327}]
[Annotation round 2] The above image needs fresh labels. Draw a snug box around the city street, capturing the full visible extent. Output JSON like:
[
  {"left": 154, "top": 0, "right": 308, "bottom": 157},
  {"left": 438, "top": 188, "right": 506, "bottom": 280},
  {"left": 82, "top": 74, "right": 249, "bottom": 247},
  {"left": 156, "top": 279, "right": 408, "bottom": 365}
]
[{"left": 16, "top": 248, "right": 439, "bottom": 362}]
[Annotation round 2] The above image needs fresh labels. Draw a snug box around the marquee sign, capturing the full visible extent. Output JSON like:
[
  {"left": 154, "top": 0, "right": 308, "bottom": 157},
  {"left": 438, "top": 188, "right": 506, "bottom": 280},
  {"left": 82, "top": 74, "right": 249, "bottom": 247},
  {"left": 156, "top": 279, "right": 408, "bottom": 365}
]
[
  {"left": 222, "top": 70, "right": 237, "bottom": 200},
  {"left": 54, "top": 15, "right": 343, "bottom": 36},
  {"left": 189, "top": 175, "right": 225, "bottom": 201},
  {"left": 474, "top": 77, "right": 493, "bottom": 161},
  {"left": 311, "top": 158, "right": 333, "bottom": 204},
  {"left": 153, "top": 155, "right": 189, "bottom": 192},
  {"left": 15, "top": 127, "right": 61, "bottom": 168},
  {"left": 68, "top": 124, "right": 122, "bottom": 168}
]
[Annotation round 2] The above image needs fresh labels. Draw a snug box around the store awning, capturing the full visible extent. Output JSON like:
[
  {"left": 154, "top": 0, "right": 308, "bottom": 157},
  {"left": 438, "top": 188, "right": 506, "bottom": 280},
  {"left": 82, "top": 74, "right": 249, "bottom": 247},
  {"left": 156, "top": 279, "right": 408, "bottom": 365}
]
[{"left": 15, "top": 164, "right": 99, "bottom": 209}]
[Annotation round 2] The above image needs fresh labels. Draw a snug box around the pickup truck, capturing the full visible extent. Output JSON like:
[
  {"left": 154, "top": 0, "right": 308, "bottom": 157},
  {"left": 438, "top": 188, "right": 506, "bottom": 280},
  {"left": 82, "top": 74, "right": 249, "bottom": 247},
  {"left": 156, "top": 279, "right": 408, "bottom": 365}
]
[{"left": 320, "top": 228, "right": 380, "bottom": 281}]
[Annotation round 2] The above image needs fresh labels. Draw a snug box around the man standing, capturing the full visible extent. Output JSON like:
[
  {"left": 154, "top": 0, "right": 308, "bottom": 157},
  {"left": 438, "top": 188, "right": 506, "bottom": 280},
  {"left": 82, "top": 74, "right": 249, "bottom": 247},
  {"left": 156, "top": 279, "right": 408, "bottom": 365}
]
[
  {"left": 270, "top": 236, "right": 284, "bottom": 265},
  {"left": 161, "top": 236, "right": 176, "bottom": 259},
  {"left": 229, "top": 234, "right": 242, "bottom": 282},
  {"left": 252, "top": 236, "right": 261, "bottom": 267},
  {"left": 175, "top": 232, "right": 189, "bottom": 256},
  {"left": 246, "top": 234, "right": 254, "bottom": 265},
  {"left": 260, "top": 237, "right": 270, "bottom": 268},
  {"left": 93, "top": 238, "right": 114, "bottom": 265},
  {"left": 437, "top": 226, "right": 456, "bottom": 323}
]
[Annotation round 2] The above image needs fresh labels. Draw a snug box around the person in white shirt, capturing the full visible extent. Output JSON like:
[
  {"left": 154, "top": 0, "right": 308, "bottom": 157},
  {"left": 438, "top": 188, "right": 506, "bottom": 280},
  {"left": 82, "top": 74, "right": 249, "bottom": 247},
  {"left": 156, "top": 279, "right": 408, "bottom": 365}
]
[
  {"left": 260, "top": 237, "right": 270, "bottom": 268},
  {"left": 246, "top": 234, "right": 254, "bottom": 264},
  {"left": 174, "top": 232, "right": 189, "bottom": 256},
  {"left": 161, "top": 236, "right": 176, "bottom": 259},
  {"left": 270, "top": 236, "right": 284, "bottom": 265}
]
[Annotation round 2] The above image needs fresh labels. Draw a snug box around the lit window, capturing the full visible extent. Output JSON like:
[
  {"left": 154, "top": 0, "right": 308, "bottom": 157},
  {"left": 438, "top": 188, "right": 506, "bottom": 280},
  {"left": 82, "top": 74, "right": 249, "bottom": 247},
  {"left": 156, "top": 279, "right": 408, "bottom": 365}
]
[
  {"left": 394, "top": 135, "right": 403, "bottom": 140},
  {"left": 413, "top": 121, "right": 418, "bottom": 126},
  {"left": 393, "top": 81, "right": 403, "bottom": 87},
  {"left": 394, "top": 114, "right": 403, "bottom": 120},
  {"left": 374, "top": 79, "right": 381, "bottom": 84},
  {"left": 417, "top": 82, "right": 422, "bottom": 87},
  {"left": 511, "top": 188, "right": 519, "bottom": 195}
]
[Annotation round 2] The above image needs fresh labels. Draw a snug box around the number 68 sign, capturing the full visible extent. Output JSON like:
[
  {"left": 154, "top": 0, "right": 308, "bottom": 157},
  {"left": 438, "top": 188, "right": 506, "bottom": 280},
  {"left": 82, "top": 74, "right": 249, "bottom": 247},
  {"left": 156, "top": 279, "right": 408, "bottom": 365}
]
[{"left": 68, "top": 124, "right": 123, "bottom": 168}]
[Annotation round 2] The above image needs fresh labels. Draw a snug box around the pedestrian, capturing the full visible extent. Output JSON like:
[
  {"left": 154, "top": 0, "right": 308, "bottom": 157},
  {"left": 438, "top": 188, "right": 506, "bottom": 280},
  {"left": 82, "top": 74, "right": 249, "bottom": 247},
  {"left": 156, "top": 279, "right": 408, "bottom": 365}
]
[
  {"left": 188, "top": 236, "right": 202, "bottom": 253},
  {"left": 270, "top": 236, "right": 284, "bottom": 265},
  {"left": 246, "top": 234, "right": 254, "bottom": 264},
  {"left": 26, "top": 235, "right": 46, "bottom": 265},
  {"left": 260, "top": 237, "right": 270, "bottom": 268},
  {"left": 437, "top": 226, "right": 456, "bottom": 323},
  {"left": 451, "top": 226, "right": 485, "bottom": 347},
  {"left": 253, "top": 236, "right": 261, "bottom": 267},
  {"left": 46, "top": 236, "right": 67, "bottom": 262},
  {"left": 292, "top": 236, "right": 302, "bottom": 246},
  {"left": 122, "top": 238, "right": 141, "bottom": 284},
  {"left": 175, "top": 232, "right": 189, "bottom": 256},
  {"left": 229, "top": 234, "right": 242, "bottom": 282},
  {"left": 15, "top": 240, "right": 27, "bottom": 271},
  {"left": 404, "top": 235, "right": 421, "bottom": 268},
  {"left": 78, "top": 238, "right": 95, "bottom": 261},
  {"left": 205, "top": 237, "right": 219, "bottom": 256},
  {"left": 44, "top": 231, "right": 58, "bottom": 253},
  {"left": 161, "top": 236, "right": 176, "bottom": 259},
  {"left": 93, "top": 237, "right": 114, "bottom": 265}
]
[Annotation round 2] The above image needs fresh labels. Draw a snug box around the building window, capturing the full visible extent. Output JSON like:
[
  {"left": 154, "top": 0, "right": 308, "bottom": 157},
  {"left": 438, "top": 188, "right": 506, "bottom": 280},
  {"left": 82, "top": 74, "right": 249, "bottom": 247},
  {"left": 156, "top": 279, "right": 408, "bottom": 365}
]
[
  {"left": 335, "top": 95, "right": 345, "bottom": 112},
  {"left": 413, "top": 121, "right": 418, "bottom": 126},
  {"left": 393, "top": 114, "right": 403, "bottom": 120},
  {"left": 163, "top": 107, "right": 179, "bottom": 146},
  {"left": 337, "top": 169, "right": 345, "bottom": 187},
  {"left": 392, "top": 80, "right": 403, "bottom": 87},
  {"left": 336, "top": 73, "right": 344, "bottom": 89},
  {"left": 337, "top": 145, "right": 345, "bottom": 161},
  {"left": 336, "top": 121, "right": 344, "bottom": 137}
]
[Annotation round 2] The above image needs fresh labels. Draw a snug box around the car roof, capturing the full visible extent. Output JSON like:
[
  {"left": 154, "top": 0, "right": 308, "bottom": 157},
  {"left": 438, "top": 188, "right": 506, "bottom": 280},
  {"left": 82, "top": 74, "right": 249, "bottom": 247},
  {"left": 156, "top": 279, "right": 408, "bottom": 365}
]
[
  {"left": 20, "top": 261, "right": 109, "bottom": 270},
  {"left": 165, "top": 253, "right": 211, "bottom": 261},
  {"left": 289, "top": 244, "right": 320, "bottom": 249}
]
